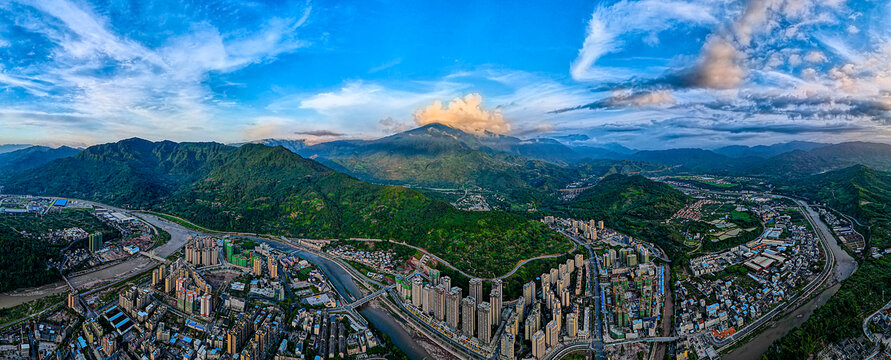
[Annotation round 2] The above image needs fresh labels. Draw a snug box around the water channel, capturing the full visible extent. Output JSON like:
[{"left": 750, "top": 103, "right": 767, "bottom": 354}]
[
  {"left": 252, "top": 237, "right": 435, "bottom": 359},
  {"left": 724, "top": 201, "right": 857, "bottom": 360}
]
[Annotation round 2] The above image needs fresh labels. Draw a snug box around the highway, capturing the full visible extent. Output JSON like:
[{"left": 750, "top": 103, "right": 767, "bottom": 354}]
[{"left": 558, "top": 228, "right": 606, "bottom": 359}]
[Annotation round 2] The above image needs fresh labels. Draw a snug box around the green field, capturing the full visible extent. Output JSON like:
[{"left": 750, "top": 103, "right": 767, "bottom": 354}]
[{"left": 670, "top": 176, "right": 740, "bottom": 189}]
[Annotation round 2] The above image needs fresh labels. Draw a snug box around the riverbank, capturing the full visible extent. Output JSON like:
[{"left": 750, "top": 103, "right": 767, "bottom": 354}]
[{"left": 724, "top": 201, "right": 857, "bottom": 359}]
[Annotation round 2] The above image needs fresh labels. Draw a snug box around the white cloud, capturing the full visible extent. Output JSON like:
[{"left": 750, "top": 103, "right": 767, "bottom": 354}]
[
  {"left": 1, "top": 0, "right": 311, "bottom": 144},
  {"left": 0, "top": 72, "right": 50, "bottom": 96},
  {"left": 694, "top": 38, "right": 746, "bottom": 89},
  {"left": 804, "top": 50, "right": 827, "bottom": 63},
  {"left": 414, "top": 93, "right": 510, "bottom": 135},
  {"left": 571, "top": 0, "right": 719, "bottom": 82}
]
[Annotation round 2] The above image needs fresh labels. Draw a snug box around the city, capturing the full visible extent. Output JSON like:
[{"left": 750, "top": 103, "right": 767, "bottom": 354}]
[{"left": 3, "top": 1, "right": 891, "bottom": 360}]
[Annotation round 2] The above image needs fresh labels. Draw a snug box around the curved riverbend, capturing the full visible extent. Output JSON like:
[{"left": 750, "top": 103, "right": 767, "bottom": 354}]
[
  {"left": 250, "top": 237, "right": 435, "bottom": 360},
  {"left": 724, "top": 200, "right": 857, "bottom": 360}
]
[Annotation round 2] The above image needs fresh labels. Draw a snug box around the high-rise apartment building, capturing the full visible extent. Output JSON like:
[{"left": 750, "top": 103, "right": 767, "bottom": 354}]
[
  {"left": 88, "top": 232, "right": 103, "bottom": 252},
  {"left": 477, "top": 301, "right": 491, "bottom": 343},
  {"left": 566, "top": 312, "right": 578, "bottom": 338},
  {"left": 546, "top": 320, "right": 559, "bottom": 348},
  {"left": 411, "top": 276, "right": 423, "bottom": 308},
  {"left": 490, "top": 289, "right": 502, "bottom": 325},
  {"left": 434, "top": 285, "right": 446, "bottom": 321},
  {"left": 523, "top": 281, "right": 536, "bottom": 306},
  {"left": 501, "top": 332, "right": 515, "bottom": 359},
  {"left": 469, "top": 278, "right": 483, "bottom": 303},
  {"left": 461, "top": 297, "right": 476, "bottom": 338},
  {"left": 268, "top": 256, "right": 278, "bottom": 279},
  {"left": 447, "top": 287, "right": 462, "bottom": 329},
  {"left": 532, "top": 330, "right": 546, "bottom": 359}
]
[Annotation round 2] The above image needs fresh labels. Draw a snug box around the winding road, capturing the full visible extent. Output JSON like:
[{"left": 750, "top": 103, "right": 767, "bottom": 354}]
[{"left": 331, "top": 236, "right": 578, "bottom": 280}]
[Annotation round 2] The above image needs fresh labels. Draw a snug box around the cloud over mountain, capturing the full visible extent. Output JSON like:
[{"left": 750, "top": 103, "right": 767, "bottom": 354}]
[{"left": 413, "top": 93, "right": 511, "bottom": 135}]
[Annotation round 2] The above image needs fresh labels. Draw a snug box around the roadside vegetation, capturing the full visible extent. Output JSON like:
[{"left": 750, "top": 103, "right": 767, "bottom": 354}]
[{"left": 0, "top": 210, "right": 119, "bottom": 292}]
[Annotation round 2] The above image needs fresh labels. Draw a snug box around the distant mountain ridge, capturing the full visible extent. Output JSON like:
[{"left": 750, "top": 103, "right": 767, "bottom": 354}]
[
  {"left": 712, "top": 141, "right": 826, "bottom": 158},
  {"left": 294, "top": 124, "right": 584, "bottom": 199},
  {"left": 230, "top": 139, "right": 307, "bottom": 154},
  {"left": 2, "top": 138, "right": 571, "bottom": 277},
  {"left": 8, "top": 124, "right": 891, "bottom": 192},
  {"left": 0, "top": 144, "right": 33, "bottom": 154},
  {"left": 0, "top": 145, "right": 81, "bottom": 179}
]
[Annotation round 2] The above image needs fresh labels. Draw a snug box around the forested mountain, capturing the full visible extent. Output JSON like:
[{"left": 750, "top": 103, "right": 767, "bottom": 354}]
[
  {"left": 0, "top": 145, "right": 80, "bottom": 178},
  {"left": 4, "top": 138, "right": 235, "bottom": 208},
  {"left": 232, "top": 139, "right": 307, "bottom": 154},
  {"left": 603, "top": 141, "right": 891, "bottom": 177},
  {"left": 0, "top": 144, "right": 33, "bottom": 154},
  {"left": 759, "top": 142, "right": 891, "bottom": 176},
  {"left": 296, "top": 124, "right": 582, "bottom": 199},
  {"left": 712, "top": 141, "right": 825, "bottom": 158},
  {"left": 627, "top": 148, "right": 752, "bottom": 173},
  {"left": 3, "top": 139, "right": 571, "bottom": 277},
  {"left": 540, "top": 174, "right": 691, "bottom": 260},
  {"left": 566, "top": 174, "right": 690, "bottom": 221}
]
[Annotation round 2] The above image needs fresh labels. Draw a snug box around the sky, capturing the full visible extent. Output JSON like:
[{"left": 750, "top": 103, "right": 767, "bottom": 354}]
[{"left": 1, "top": 0, "right": 890, "bottom": 149}]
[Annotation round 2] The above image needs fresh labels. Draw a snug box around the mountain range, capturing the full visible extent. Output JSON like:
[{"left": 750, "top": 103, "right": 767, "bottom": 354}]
[
  {"left": 0, "top": 145, "right": 81, "bottom": 179},
  {"left": 1, "top": 138, "right": 571, "bottom": 277},
  {"left": 5, "top": 125, "right": 891, "bottom": 201},
  {"left": 231, "top": 125, "right": 891, "bottom": 195}
]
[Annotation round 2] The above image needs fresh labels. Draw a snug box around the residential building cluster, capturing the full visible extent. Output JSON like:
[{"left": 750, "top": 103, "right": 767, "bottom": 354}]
[
  {"left": 671, "top": 199, "right": 719, "bottom": 222},
  {"left": 327, "top": 243, "right": 398, "bottom": 273},
  {"left": 519, "top": 253, "right": 591, "bottom": 359},
  {"left": 599, "top": 247, "right": 665, "bottom": 341},
  {"left": 543, "top": 216, "right": 602, "bottom": 242},
  {"left": 185, "top": 236, "right": 222, "bottom": 267},
  {"left": 675, "top": 205, "right": 824, "bottom": 359}
]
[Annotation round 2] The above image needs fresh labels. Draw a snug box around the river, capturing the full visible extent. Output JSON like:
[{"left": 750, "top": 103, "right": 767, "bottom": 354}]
[
  {"left": 724, "top": 201, "right": 857, "bottom": 360},
  {"left": 249, "top": 237, "right": 435, "bottom": 359},
  {"left": 1, "top": 209, "right": 433, "bottom": 359},
  {"left": 0, "top": 209, "right": 194, "bottom": 309}
]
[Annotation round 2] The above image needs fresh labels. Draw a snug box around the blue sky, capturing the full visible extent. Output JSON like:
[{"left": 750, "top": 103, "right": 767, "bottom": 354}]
[{"left": 0, "top": 0, "right": 890, "bottom": 149}]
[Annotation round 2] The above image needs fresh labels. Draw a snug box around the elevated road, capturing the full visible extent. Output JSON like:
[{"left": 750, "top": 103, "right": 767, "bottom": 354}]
[
  {"left": 557, "top": 228, "right": 606, "bottom": 359},
  {"left": 606, "top": 336, "right": 677, "bottom": 345},
  {"left": 139, "top": 251, "right": 170, "bottom": 264},
  {"left": 333, "top": 284, "right": 395, "bottom": 311}
]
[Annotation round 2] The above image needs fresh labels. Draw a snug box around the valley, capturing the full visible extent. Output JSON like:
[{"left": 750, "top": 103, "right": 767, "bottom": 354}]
[{"left": 2, "top": 125, "right": 891, "bottom": 360}]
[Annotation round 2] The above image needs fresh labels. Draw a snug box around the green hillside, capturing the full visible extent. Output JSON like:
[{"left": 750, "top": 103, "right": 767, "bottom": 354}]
[
  {"left": 5, "top": 138, "right": 233, "bottom": 208},
  {"left": 300, "top": 124, "right": 580, "bottom": 202},
  {"left": 761, "top": 142, "right": 891, "bottom": 177},
  {"left": 5, "top": 140, "right": 572, "bottom": 277},
  {"left": 0, "top": 145, "right": 80, "bottom": 179},
  {"left": 0, "top": 210, "right": 119, "bottom": 292},
  {"left": 782, "top": 164, "right": 891, "bottom": 248},
  {"left": 541, "top": 174, "right": 691, "bottom": 260},
  {"left": 567, "top": 174, "right": 689, "bottom": 220}
]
